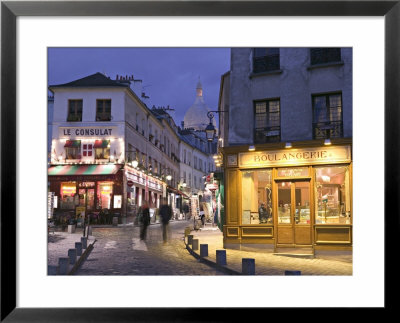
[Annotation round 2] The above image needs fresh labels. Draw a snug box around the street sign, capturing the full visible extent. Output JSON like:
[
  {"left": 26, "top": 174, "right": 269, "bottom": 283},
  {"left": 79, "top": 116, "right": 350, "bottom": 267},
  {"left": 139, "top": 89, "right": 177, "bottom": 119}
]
[{"left": 127, "top": 180, "right": 134, "bottom": 187}]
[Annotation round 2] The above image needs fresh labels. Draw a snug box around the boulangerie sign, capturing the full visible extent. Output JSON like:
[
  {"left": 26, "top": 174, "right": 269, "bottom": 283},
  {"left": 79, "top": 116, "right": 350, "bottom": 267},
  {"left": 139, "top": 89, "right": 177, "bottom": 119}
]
[{"left": 239, "top": 145, "right": 351, "bottom": 168}]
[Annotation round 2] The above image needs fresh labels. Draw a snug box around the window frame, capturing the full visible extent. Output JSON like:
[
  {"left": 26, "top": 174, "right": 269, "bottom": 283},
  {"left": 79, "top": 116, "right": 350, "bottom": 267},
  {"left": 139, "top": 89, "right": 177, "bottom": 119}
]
[
  {"left": 95, "top": 147, "right": 110, "bottom": 160},
  {"left": 96, "top": 99, "right": 112, "bottom": 121},
  {"left": 254, "top": 98, "right": 281, "bottom": 144},
  {"left": 252, "top": 48, "right": 280, "bottom": 74},
  {"left": 312, "top": 92, "right": 343, "bottom": 140},
  {"left": 310, "top": 48, "right": 341, "bottom": 66},
  {"left": 82, "top": 143, "right": 93, "bottom": 157},
  {"left": 67, "top": 99, "right": 83, "bottom": 122}
]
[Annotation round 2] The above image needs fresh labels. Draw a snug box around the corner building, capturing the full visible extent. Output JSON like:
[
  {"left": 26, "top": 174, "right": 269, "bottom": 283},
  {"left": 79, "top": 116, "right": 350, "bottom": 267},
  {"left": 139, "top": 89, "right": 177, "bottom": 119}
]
[
  {"left": 48, "top": 73, "right": 181, "bottom": 224},
  {"left": 219, "top": 48, "right": 352, "bottom": 252}
]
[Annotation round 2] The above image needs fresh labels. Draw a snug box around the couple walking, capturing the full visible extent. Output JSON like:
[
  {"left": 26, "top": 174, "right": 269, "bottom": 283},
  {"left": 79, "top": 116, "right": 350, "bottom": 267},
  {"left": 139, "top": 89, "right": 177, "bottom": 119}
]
[{"left": 139, "top": 198, "right": 172, "bottom": 244}]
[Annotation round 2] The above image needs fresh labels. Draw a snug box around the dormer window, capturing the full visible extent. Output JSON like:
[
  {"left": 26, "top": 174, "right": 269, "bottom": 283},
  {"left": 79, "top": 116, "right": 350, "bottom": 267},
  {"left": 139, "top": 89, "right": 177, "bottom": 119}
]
[{"left": 96, "top": 99, "right": 111, "bottom": 121}]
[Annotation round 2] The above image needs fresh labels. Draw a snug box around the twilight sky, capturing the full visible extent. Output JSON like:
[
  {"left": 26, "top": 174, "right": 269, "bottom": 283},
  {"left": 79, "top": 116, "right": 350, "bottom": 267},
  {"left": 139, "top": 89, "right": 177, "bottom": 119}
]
[{"left": 48, "top": 47, "right": 231, "bottom": 125}]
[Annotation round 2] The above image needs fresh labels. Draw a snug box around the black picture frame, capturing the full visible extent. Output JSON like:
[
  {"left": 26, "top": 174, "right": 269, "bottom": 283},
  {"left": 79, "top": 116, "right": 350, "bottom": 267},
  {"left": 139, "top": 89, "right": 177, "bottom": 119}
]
[{"left": 1, "top": 0, "right": 398, "bottom": 321}]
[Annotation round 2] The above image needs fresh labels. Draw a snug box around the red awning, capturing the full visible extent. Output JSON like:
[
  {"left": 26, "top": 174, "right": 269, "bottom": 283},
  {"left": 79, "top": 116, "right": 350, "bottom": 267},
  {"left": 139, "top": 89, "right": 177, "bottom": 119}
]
[
  {"left": 48, "top": 164, "right": 121, "bottom": 176},
  {"left": 94, "top": 140, "right": 109, "bottom": 148},
  {"left": 64, "top": 140, "right": 81, "bottom": 148}
]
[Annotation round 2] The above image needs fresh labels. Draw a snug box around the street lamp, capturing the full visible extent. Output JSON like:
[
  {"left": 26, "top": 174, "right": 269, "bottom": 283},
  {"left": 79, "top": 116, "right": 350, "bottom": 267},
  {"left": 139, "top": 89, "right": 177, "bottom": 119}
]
[{"left": 205, "top": 110, "right": 228, "bottom": 142}]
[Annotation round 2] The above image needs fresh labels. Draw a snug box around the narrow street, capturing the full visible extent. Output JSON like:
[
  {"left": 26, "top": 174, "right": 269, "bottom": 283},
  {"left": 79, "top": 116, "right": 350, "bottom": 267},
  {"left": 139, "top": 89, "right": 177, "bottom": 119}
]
[{"left": 75, "top": 220, "right": 223, "bottom": 275}]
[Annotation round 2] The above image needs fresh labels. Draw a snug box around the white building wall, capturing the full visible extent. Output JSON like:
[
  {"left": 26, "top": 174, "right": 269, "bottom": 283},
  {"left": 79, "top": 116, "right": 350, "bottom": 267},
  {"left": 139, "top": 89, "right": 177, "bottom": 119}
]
[{"left": 50, "top": 88, "right": 127, "bottom": 163}]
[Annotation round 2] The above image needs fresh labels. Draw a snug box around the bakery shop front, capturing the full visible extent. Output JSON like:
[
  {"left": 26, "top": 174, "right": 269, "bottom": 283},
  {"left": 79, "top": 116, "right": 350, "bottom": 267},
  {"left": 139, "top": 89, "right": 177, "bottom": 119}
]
[{"left": 222, "top": 139, "right": 352, "bottom": 252}]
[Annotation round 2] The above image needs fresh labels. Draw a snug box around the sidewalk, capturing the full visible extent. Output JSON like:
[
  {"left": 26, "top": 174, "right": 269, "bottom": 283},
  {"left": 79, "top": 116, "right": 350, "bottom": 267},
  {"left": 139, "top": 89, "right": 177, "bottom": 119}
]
[
  {"left": 47, "top": 229, "right": 96, "bottom": 274},
  {"left": 185, "top": 226, "right": 353, "bottom": 275}
]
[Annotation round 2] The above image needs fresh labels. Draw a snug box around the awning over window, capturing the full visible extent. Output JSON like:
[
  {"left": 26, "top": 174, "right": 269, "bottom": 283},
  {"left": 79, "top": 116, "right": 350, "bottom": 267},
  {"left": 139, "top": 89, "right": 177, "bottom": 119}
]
[
  {"left": 167, "top": 186, "right": 189, "bottom": 199},
  {"left": 64, "top": 140, "right": 81, "bottom": 148},
  {"left": 94, "top": 140, "right": 110, "bottom": 148},
  {"left": 48, "top": 164, "right": 121, "bottom": 176}
]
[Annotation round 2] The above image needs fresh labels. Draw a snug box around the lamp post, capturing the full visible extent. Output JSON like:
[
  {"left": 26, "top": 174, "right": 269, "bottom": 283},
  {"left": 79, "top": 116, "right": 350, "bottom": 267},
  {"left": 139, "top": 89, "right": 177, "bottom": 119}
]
[{"left": 205, "top": 110, "right": 228, "bottom": 142}]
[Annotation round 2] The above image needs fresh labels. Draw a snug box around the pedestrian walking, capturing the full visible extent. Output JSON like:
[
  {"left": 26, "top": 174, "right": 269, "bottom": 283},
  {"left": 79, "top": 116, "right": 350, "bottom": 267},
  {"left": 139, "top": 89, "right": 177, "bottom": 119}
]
[
  {"left": 183, "top": 203, "right": 189, "bottom": 220},
  {"left": 140, "top": 202, "right": 150, "bottom": 240},
  {"left": 159, "top": 198, "right": 172, "bottom": 244}
]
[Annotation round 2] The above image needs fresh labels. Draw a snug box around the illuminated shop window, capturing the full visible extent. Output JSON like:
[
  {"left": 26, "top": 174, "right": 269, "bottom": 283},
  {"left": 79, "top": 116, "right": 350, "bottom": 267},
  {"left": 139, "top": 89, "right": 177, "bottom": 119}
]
[
  {"left": 64, "top": 140, "right": 81, "bottom": 160},
  {"left": 97, "top": 181, "right": 113, "bottom": 209},
  {"left": 315, "top": 166, "right": 351, "bottom": 224},
  {"left": 60, "top": 182, "right": 76, "bottom": 209},
  {"left": 94, "top": 140, "right": 110, "bottom": 159},
  {"left": 241, "top": 170, "right": 273, "bottom": 225}
]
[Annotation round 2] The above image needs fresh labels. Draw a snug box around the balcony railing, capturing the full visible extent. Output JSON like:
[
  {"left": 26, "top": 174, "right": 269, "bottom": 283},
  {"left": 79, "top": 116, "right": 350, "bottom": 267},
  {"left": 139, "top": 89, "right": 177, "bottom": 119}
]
[
  {"left": 254, "top": 126, "right": 281, "bottom": 144},
  {"left": 96, "top": 114, "right": 112, "bottom": 121},
  {"left": 313, "top": 121, "right": 343, "bottom": 139},
  {"left": 67, "top": 115, "right": 82, "bottom": 122}
]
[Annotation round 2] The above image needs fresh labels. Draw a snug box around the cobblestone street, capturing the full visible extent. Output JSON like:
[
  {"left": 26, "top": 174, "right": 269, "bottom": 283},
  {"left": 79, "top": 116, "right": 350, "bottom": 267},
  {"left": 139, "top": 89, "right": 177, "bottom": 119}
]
[{"left": 75, "top": 220, "right": 223, "bottom": 275}]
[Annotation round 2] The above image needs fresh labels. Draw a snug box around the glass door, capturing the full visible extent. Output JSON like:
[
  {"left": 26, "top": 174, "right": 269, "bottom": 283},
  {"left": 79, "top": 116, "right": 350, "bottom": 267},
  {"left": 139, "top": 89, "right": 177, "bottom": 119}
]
[
  {"left": 277, "top": 181, "right": 294, "bottom": 244},
  {"left": 276, "top": 180, "right": 312, "bottom": 246}
]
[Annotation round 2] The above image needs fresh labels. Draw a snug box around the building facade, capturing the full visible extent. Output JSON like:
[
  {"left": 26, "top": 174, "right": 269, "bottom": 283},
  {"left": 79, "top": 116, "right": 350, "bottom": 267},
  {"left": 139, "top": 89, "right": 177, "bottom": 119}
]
[
  {"left": 219, "top": 48, "right": 353, "bottom": 252},
  {"left": 48, "top": 73, "right": 182, "bottom": 224}
]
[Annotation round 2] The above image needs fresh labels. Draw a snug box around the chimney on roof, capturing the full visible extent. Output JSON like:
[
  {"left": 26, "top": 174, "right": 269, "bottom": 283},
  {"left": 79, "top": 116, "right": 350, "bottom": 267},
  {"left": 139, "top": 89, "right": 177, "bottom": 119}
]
[{"left": 129, "top": 76, "right": 142, "bottom": 97}]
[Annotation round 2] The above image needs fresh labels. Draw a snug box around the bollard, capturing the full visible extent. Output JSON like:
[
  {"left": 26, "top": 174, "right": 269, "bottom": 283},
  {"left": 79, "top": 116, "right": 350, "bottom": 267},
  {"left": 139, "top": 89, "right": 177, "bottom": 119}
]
[
  {"left": 81, "top": 237, "right": 88, "bottom": 249},
  {"left": 112, "top": 217, "right": 118, "bottom": 226},
  {"left": 216, "top": 250, "right": 227, "bottom": 265},
  {"left": 68, "top": 249, "right": 77, "bottom": 265},
  {"left": 242, "top": 258, "right": 255, "bottom": 275},
  {"left": 75, "top": 242, "right": 82, "bottom": 256},
  {"left": 85, "top": 226, "right": 92, "bottom": 237},
  {"left": 285, "top": 270, "right": 301, "bottom": 275},
  {"left": 184, "top": 227, "right": 191, "bottom": 237},
  {"left": 58, "top": 257, "right": 69, "bottom": 275},
  {"left": 68, "top": 224, "right": 76, "bottom": 234},
  {"left": 200, "top": 244, "right": 208, "bottom": 257},
  {"left": 48, "top": 265, "right": 58, "bottom": 275},
  {"left": 192, "top": 239, "right": 199, "bottom": 251},
  {"left": 187, "top": 234, "right": 193, "bottom": 245}
]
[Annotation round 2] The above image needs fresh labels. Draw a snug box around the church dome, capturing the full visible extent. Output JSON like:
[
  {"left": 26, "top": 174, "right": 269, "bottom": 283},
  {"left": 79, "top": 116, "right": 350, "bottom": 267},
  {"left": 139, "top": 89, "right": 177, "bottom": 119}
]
[{"left": 183, "top": 79, "right": 216, "bottom": 131}]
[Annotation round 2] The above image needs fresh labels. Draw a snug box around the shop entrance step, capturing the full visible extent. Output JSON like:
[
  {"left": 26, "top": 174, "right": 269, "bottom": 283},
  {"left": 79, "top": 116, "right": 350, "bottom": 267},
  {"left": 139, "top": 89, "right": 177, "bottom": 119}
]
[{"left": 273, "top": 247, "right": 314, "bottom": 259}]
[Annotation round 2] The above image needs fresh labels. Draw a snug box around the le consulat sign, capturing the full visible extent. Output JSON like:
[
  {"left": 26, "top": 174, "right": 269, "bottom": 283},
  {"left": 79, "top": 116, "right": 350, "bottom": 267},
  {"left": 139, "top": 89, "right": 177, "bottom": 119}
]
[
  {"left": 59, "top": 126, "right": 118, "bottom": 138},
  {"left": 238, "top": 145, "right": 351, "bottom": 167}
]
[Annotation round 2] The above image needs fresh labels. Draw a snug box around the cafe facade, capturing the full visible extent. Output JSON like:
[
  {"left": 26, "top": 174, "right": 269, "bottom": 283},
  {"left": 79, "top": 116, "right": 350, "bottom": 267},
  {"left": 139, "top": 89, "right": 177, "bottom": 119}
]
[
  {"left": 221, "top": 139, "right": 352, "bottom": 252},
  {"left": 48, "top": 123, "right": 127, "bottom": 219}
]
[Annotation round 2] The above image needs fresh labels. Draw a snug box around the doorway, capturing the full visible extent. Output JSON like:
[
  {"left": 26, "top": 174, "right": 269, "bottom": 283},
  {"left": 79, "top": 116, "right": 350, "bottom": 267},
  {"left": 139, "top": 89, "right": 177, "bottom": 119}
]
[
  {"left": 276, "top": 180, "right": 312, "bottom": 247},
  {"left": 79, "top": 188, "right": 95, "bottom": 211}
]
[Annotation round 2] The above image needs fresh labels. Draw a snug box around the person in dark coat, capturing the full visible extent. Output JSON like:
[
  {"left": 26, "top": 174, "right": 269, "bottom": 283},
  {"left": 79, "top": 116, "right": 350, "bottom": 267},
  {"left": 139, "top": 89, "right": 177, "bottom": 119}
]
[
  {"left": 159, "top": 198, "right": 172, "bottom": 244},
  {"left": 183, "top": 203, "right": 190, "bottom": 220},
  {"left": 140, "top": 201, "right": 150, "bottom": 240}
]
